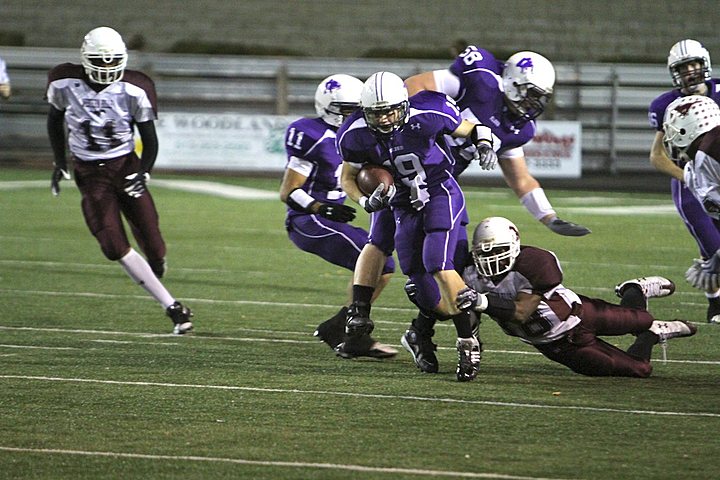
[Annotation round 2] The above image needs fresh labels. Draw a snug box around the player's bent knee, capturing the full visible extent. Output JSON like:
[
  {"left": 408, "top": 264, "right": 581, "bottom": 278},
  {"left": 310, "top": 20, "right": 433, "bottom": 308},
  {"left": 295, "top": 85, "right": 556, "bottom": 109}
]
[{"left": 95, "top": 228, "right": 131, "bottom": 261}]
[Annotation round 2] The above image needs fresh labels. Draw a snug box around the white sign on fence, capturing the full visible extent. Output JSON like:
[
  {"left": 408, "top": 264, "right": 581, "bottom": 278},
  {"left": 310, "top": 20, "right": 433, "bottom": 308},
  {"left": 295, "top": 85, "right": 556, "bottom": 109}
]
[{"left": 154, "top": 112, "right": 581, "bottom": 178}]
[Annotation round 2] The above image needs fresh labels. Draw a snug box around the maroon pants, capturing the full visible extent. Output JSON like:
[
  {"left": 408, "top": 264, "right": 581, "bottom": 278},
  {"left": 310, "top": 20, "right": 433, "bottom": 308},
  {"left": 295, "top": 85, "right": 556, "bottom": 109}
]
[
  {"left": 534, "top": 296, "right": 655, "bottom": 378},
  {"left": 73, "top": 153, "right": 166, "bottom": 263}
]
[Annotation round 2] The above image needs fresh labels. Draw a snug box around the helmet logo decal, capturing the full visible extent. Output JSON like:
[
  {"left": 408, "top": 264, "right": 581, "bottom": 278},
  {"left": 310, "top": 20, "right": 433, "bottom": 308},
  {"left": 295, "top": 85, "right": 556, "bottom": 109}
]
[
  {"left": 323, "top": 79, "right": 341, "bottom": 94},
  {"left": 674, "top": 99, "right": 700, "bottom": 116},
  {"left": 515, "top": 57, "right": 534, "bottom": 72}
]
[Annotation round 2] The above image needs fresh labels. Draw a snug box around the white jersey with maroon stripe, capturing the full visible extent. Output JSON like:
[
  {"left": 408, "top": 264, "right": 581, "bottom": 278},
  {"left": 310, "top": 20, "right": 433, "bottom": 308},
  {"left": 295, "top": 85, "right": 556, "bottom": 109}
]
[
  {"left": 46, "top": 63, "right": 157, "bottom": 162},
  {"left": 463, "top": 245, "right": 582, "bottom": 344}
]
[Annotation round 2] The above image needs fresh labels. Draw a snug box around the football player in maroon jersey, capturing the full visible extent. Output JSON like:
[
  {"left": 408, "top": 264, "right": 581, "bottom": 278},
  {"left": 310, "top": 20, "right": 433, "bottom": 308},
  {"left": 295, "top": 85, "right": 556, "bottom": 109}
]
[
  {"left": 46, "top": 26, "right": 192, "bottom": 335},
  {"left": 457, "top": 217, "right": 696, "bottom": 377}
]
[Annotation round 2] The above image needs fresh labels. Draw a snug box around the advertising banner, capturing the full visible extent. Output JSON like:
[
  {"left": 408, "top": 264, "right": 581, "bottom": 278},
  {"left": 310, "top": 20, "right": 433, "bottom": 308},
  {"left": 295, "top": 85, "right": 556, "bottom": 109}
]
[{"left": 154, "top": 113, "right": 581, "bottom": 178}]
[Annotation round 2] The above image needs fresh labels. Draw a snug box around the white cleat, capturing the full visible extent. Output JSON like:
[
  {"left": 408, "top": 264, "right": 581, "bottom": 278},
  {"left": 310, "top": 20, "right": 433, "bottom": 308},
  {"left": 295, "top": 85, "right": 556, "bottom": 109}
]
[
  {"left": 615, "top": 276, "right": 675, "bottom": 309},
  {"left": 649, "top": 320, "right": 697, "bottom": 343}
]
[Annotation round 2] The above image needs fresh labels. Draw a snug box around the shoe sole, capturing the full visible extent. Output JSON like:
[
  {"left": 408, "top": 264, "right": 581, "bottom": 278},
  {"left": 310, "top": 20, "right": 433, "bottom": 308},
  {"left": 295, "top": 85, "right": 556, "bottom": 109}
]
[{"left": 173, "top": 322, "right": 193, "bottom": 335}]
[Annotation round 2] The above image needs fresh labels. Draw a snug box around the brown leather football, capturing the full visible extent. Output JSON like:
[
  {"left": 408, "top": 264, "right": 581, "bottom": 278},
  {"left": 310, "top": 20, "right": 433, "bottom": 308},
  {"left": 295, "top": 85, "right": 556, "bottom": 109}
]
[{"left": 356, "top": 164, "right": 394, "bottom": 196}]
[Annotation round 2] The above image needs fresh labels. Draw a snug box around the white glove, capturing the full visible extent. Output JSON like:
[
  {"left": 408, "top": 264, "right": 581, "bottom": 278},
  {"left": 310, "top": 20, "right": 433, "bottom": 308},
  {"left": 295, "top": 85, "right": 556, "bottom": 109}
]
[
  {"left": 359, "top": 182, "right": 395, "bottom": 213},
  {"left": 471, "top": 124, "right": 498, "bottom": 170},
  {"left": 474, "top": 141, "right": 498, "bottom": 170},
  {"left": 124, "top": 172, "right": 150, "bottom": 198},
  {"left": 456, "top": 287, "right": 489, "bottom": 312},
  {"left": 409, "top": 174, "right": 429, "bottom": 211},
  {"left": 686, "top": 250, "right": 720, "bottom": 291}
]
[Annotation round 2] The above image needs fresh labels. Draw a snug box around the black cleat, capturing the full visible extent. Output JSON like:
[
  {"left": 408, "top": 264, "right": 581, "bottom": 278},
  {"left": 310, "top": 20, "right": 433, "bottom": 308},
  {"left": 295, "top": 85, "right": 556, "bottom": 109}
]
[
  {"left": 166, "top": 301, "right": 193, "bottom": 335},
  {"left": 345, "top": 302, "right": 374, "bottom": 337},
  {"left": 456, "top": 336, "right": 481, "bottom": 382},
  {"left": 546, "top": 218, "right": 591, "bottom": 237},
  {"left": 400, "top": 326, "right": 439, "bottom": 373}
]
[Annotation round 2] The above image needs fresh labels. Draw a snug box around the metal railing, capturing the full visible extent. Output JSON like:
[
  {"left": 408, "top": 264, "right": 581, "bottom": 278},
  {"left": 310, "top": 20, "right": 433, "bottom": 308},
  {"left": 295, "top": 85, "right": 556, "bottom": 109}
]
[{"left": 0, "top": 47, "right": 670, "bottom": 172}]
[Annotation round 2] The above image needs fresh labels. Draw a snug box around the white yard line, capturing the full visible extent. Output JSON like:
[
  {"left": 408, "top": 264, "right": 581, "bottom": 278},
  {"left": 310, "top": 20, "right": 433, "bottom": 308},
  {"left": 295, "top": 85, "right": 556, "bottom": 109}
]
[
  {"left": 1, "top": 375, "right": 718, "bottom": 419},
  {"left": 0, "top": 446, "right": 572, "bottom": 480}
]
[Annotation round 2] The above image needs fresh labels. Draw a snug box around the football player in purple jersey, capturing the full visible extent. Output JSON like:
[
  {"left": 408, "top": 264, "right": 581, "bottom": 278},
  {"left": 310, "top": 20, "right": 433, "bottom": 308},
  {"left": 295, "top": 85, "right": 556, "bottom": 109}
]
[
  {"left": 404, "top": 46, "right": 591, "bottom": 237},
  {"left": 0, "top": 56, "right": 11, "bottom": 99},
  {"left": 456, "top": 217, "right": 696, "bottom": 377},
  {"left": 663, "top": 95, "right": 720, "bottom": 295},
  {"left": 648, "top": 39, "right": 720, "bottom": 324},
  {"left": 280, "top": 74, "right": 397, "bottom": 359},
  {"left": 336, "top": 71, "right": 494, "bottom": 381},
  {"left": 46, "top": 27, "right": 193, "bottom": 335}
]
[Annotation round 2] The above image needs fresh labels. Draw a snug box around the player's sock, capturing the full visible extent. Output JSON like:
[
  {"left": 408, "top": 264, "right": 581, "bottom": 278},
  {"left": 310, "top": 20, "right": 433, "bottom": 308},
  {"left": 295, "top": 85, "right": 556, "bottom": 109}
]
[
  {"left": 119, "top": 249, "right": 175, "bottom": 308},
  {"left": 626, "top": 331, "right": 658, "bottom": 361}
]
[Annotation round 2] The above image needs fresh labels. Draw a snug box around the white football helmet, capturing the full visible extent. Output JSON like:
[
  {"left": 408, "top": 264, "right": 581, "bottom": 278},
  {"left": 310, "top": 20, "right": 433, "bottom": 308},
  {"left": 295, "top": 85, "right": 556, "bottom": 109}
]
[
  {"left": 502, "top": 51, "right": 555, "bottom": 124},
  {"left": 663, "top": 95, "right": 720, "bottom": 159},
  {"left": 360, "top": 71, "right": 409, "bottom": 136},
  {"left": 314, "top": 74, "right": 364, "bottom": 127},
  {"left": 81, "top": 26, "right": 128, "bottom": 85},
  {"left": 668, "top": 39, "right": 711, "bottom": 93},
  {"left": 471, "top": 217, "right": 521, "bottom": 277}
]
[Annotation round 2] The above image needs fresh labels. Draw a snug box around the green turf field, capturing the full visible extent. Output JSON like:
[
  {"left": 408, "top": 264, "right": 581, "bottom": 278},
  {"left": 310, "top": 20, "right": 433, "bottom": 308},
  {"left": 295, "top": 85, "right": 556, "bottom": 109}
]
[{"left": 1, "top": 168, "right": 718, "bottom": 479}]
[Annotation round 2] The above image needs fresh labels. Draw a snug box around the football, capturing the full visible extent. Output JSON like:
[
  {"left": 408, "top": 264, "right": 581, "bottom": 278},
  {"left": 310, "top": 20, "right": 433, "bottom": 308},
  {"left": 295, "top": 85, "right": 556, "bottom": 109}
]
[{"left": 356, "top": 164, "right": 394, "bottom": 196}]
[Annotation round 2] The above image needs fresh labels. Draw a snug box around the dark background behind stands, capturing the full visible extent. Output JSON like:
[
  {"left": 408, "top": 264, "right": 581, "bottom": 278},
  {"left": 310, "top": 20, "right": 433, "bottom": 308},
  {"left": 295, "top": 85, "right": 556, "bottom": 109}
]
[{"left": 1, "top": 0, "right": 715, "bottom": 192}]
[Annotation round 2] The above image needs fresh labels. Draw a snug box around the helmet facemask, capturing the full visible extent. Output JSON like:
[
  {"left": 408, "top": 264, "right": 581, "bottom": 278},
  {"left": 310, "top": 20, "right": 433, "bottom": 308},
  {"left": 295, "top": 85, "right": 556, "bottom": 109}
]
[
  {"left": 668, "top": 39, "right": 712, "bottom": 93},
  {"left": 81, "top": 27, "right": 128, "bottom": 85},
  {"left": 471, "top": 217, "right": 521, "bottom": 277},
  {"left": 360, "top": 71, "right": 409, "bottom": 138},
  {"left": 505, "top": 83, "right": 552, "bottom": 124},
  {"left": 363, "top": 102, "right": 409, "bottom": 136},
  {"left": 670, "top": 59, "right": 710, "bottom": 94}
]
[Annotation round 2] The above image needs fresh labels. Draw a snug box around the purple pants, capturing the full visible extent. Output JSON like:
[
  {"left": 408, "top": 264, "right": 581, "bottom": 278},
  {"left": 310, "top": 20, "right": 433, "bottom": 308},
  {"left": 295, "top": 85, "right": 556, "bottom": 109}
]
[
  {"left": 672, "top": 177, "right": 720, "bottom": 258},
  {"left": 287, "top": 213, "right": 395, "bottom": 274}
]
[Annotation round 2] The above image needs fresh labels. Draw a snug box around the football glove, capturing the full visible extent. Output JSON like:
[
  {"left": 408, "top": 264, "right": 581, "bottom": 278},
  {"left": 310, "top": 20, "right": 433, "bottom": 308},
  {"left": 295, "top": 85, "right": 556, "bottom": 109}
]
[
  {"left": 124, "top": 172, "right": 150, "bottom": 198},
  {"left": 317, "top": 203, "right": 356, "bottom": 223},
  {"left": 410, "top": 174, "right": 429, "bottom": 211},
  {"left": 359, "top": 183, "right": 395, "bottom": 213},
  {"left": 686, "top": 250, "right": 720, "bottom": 291},
  {"left": 50, "top": 164, "right": 71, "bottom": 196},
  {"left": 456, "top": 287, "right": 489, "bottom": 313},
  {"left": 471, "top": 124, "right": 498, "bottom": 170},
  {"left": 474, "top": 141, "right": 498, "bottom": 170}
]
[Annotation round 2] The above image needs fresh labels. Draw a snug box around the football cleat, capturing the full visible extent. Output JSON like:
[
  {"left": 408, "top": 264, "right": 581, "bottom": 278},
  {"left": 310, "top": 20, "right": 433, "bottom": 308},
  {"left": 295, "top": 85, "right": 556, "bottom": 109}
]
[
  {"left": 709, "top": 315, "right": 720, "bottom": 325},
  {"left": 335, "top": 334, "right": 397, "bottom": 359},
  {"left": 615, "top": 276, "right": 675, "bottom": 309},
  {"left": 314, "top": 308, "right": 347, "bottom": 350},
  {"left": 546, "top": 218, "right": 591, "bottom": 237},
  {"left": 345, "top": 302, "right": 374, "bottom": 337},
  {"left": 707, "top": 299, "right": 720, "bottom": 324},
  {"left": 649, "top": 320, "right": 697, "bottom": 343},
  {"left": 456, "top": 336, "right": 482, "bottom": 382},
  {"left": 400, "top": 326, "right": 439, "bottom": 373},
  {"left": 166, "top": 301, "right": 193, "bottom": 335}
]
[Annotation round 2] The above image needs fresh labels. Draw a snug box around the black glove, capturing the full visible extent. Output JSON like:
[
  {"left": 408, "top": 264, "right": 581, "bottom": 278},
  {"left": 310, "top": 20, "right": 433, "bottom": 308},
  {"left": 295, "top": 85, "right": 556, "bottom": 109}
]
[
  {"left": 124, "top": 172, "right": 150, "bottom": 198},
  {"left": 316, "top": 203, "right": 356, "bottom": 223},
  {"left": 51, "top": 164, "right": 71, "bottom": 196}
]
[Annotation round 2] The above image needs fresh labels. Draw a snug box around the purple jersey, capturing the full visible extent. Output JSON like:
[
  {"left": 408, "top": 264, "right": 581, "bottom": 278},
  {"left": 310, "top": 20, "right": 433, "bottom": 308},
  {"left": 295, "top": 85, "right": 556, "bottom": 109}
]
[
  {"left": 648, "top": 79, "right": 720, "bottom": 134},
  {"left": 448, "top": 46, "right": 536, "bottom": 154},
  {"left": 284, "top": 117, "right": 346, "bottom": 218},
  {"left": 337, "top": 90, "right": 462, "bottom": 209}
]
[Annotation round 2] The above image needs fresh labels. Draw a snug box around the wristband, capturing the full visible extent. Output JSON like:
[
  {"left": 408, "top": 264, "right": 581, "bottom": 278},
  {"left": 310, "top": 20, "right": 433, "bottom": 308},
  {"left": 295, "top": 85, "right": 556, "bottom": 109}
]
[
  {"left": 358, "top": 196, "right": 369, "bottom": 209},
  {"left": 287, "top": 188, "right": 316, "bottom": 213}
]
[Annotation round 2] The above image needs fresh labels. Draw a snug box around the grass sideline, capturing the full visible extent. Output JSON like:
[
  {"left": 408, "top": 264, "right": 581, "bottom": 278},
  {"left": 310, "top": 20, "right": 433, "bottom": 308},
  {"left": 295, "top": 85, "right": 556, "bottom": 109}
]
[{"left": 1, "top": 167, "right": 719, "bottom": 480}]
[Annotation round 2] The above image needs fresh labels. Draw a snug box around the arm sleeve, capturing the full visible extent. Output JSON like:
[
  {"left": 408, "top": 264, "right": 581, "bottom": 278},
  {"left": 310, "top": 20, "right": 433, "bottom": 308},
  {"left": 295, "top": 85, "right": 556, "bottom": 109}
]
[
  {"left": 432, "top": 70, "right": 461, "bottom": 98},
  {"left": 47, "top": 106, "right": 67, "bottom": 168},
  {"left": 136, "top": 120, "right": 158, "bottom": 174}
]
